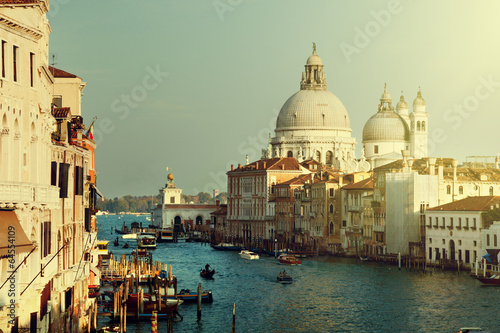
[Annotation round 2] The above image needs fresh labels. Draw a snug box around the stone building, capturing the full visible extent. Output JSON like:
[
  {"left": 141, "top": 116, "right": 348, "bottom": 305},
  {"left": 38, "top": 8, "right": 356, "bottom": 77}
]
[{"left": 0, "top": 1, "right": 99, "bottom": 331}]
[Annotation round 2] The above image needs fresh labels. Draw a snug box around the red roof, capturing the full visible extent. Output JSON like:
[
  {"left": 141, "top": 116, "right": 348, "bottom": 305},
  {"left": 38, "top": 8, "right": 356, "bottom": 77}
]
[
  {"left": 211, "top": 205, "right": 227, "bottom": 215},
  {"left": 342, "top": 177, "right": 374, "bottom": 190},
  {"left": 0, "top": 0, "right": 39, "bottom": 4},
  {"left": 427, "top": 196, "right": 500, "bottom": 212},
  {"left": 277, "top": 174, "right": 311, "bottom": 186},
  {"left": 229, "top": 157, "right": 302, "bottom": 173},
  {"left": 52, "top": 107, "right": 71, "bottom": 118},
  {"left": 49, "top": 66, "right": 79, "bottom": 78}
]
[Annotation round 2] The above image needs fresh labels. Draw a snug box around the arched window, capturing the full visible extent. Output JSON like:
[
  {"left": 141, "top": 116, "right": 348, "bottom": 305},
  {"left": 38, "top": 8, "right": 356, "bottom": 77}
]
[
  {"left": 326, "top": 151, "right": 333, "bottom": 165},
  {"left": 329, "top": 222, "right": 334, "bottom": 235},
  {"left": 459, "top": 186, "right": 463, "bottom": 195},
  {"left": 487, "top": 234, "right": 490, "bottom": 246},
  {"left": 315, "top": 151, "right": 321, "bottom": 162},
  {"left": 329, "top": 204, "right": 334, "bottom": 214},
  {"left": 417, "top": 121, "right": 421, "bottom": 131},
  {"left": 421, "top": 121, "right": 426, "bottom": 131},
  {"left": 287, "top": 151, "right": 293, "bottom": 158},
  {"left": 446, "top": 185, "right": 451, "bottom": 195},
  {"left": 490, "top": 186, "right": 494, "bottom": 196},
  {"left": 494, "top": 234, "right": 498, "bottom": 247}
]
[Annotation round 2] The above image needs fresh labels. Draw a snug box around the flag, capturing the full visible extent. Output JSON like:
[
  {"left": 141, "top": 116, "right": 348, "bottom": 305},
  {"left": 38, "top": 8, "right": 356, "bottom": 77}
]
[{"left": 86, "top": 118, "right": 96, "bottom": 140}]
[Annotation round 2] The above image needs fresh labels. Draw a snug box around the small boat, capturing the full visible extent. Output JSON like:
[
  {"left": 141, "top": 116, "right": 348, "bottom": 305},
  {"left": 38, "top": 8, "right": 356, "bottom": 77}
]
[
  {"left": 115, "top": 222, "right": 130, "bottom": 234},
  {"left": 103, "top": 294, "right": 182, "bottom": 319},
  {"left": 122, "top": 243, "right": 129, "bottom": 249},
  {"left": 122, "top": 233, "right": 137, "bottom": 239},
  {"left": 359, "top": 256, "right": 372, "bottom": 261},
  {"left": 211, "top": 243, "right": 242, "bottom": 251},
  {"left": 157, "top": 229, "right": 174, "bottom": 242},
  {"left": 113, "top": 238, "right": 119, "bottom": 246},
  {"left": 454, "top": 328, "right": 487, "bottom": 333},
  {"left": 476, "top": 275, "right": 500, "bottom": 286},
  {"left": 239, "top": 250, "right": 259, "bottom": 260},
  {"left": 96, "top": 240, "right": 109, "bottom": 256},
  {"left": 278, "top": 254, "right": 302, "bottom": 265},
  {"left": 168, "top": 289, "right": 213, "bottom": 303},
  {"left": 200, "top": 268, "right": 216, "bottom": 279},
  {"left": 277, "top": 271, "right": 293, "bottom": 284},
  {"left": 137, "top": 234, "right": 157, "bottom": 248}
]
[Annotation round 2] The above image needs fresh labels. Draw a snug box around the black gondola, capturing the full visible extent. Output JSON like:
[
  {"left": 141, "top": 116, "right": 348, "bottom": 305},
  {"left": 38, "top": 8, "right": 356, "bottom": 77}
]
[{"left": 200, "top": 268, "right": 216, "bottom": 279}]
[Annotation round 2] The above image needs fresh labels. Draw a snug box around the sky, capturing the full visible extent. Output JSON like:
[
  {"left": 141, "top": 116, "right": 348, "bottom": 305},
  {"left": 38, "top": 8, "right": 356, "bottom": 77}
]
[{"left": 47, "top": 0, "right": 500, "bottom": 199}]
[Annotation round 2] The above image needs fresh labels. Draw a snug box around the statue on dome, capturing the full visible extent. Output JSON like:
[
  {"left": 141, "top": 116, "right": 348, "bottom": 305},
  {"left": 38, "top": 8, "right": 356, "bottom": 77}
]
[{"left": 312, "top": 42, "right": 316, "bottom": 53}]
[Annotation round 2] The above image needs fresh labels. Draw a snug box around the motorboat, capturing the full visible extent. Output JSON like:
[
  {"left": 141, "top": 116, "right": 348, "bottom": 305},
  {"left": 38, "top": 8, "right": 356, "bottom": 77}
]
[
  {"left": 168, "top": 289, "right": 213, "bottom": 303},
  {"left": 137, "top": 234, "right": 157, "bottom": 248},
  {"left": 277, "top": 271, "right": 293, "bottom": 284},
  {"left": 278, "top": 254, "right": 302, "bottom": 265},
  {"left": 96, "top": 240, "right": 109, "bottom": 256},
  {"left": 211, "top": 243, "right": 242, "bottom": 251},
  {"left": 239, "top": 250, "right": 259, "bottom": 260},
  {"left": 122, "top": 233, "right": 137, "bottom": 239}
]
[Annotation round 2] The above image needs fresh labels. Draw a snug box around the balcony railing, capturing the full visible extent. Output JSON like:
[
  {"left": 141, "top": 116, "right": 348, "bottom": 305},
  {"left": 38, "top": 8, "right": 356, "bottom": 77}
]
[{"left": 0, "top": 181, "right": 59, "bottom": 208}]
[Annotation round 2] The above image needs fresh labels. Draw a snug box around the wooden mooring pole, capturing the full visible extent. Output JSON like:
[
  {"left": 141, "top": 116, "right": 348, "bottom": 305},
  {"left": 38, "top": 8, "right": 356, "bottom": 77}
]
[
  {"left": 232, "top": 303, "right": 236, "bottom": 333},
  {"left": 151, "top": 310, "right": 157, "bottom": 333},
  {"left": 197, "top": 283, "right": 202, "bottom": 319}
]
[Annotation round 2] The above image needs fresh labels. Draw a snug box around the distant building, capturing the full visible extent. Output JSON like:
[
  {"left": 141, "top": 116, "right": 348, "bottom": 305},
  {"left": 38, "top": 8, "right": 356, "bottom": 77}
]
[
  {"left": 151, "top": 176, "right": 220, "bottom": 232},
  {"left": 362, "top": 85, "right": 428, "bottom": 169},
  {"left": 269, "top": 45, "right": 357, "bottom": 167}
]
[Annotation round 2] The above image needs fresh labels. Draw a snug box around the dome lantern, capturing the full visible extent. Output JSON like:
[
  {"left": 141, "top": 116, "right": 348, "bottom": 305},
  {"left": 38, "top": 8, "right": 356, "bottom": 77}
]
[{"left": 300, "top": 43, "right": 327, "bottom": 91}]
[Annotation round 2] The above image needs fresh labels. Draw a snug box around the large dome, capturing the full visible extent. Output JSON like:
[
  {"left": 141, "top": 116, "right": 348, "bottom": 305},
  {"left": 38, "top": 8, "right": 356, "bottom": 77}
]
[
  {"left": 276, "top": 90, "right": 351, "bottom": 130},
  {"left": 363, "top": 111, "right": 410, "bottom": 142}
]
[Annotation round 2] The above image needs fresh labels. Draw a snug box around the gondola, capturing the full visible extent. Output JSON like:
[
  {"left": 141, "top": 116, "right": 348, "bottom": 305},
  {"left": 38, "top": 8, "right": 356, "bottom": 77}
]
[{"left": 200, "top": 268, "right": 216, "bottom": 279}]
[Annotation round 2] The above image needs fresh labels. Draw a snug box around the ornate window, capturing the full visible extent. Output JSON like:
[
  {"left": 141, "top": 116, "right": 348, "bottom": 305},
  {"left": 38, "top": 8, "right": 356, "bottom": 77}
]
[
  {"left": 459, "top": 186, "right": 464, "bottom": 195},
  {"left": 446, "top": 185, "right": 451, "bottom": 195}
]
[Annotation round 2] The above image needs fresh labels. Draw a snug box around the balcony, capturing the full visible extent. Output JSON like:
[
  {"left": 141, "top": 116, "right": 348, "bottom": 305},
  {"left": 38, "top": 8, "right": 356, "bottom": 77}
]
[
  {"left": 0, "top": 181, "right": 60, "bottom": 209},
  {"left": 348, "top": 205, "right": 363, "bottom": 212}
]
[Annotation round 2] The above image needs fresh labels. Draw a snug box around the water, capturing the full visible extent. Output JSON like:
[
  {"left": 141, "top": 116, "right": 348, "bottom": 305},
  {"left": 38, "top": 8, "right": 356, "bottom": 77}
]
[{"left": 97, "top": 215, "right": 500, "bottom": 332}]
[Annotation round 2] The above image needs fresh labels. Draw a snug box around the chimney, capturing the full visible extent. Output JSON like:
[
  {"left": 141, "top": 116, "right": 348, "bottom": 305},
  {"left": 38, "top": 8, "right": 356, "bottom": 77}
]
[
  {"left": 428, "top": 158, "right": 437, "bottom": 175},
  {"left": 281, "top": 164, "right": 285, "bottom": 170},
  {"left": 216, "top": 200, "right": 220, "bottom": 206},
  {"left": 452, "top": 159, "right": 458, "bottom": 181},
  {"left": 408, "top": 159, "right": 414, "bottom": 172},
  {"left": 231, "top": 164, "right": 234, "bottom": 171},
  {"left": 238, "top": 163, "right": 241, "bottom": 169},
  {"left": 339, "top": 175, "right": 343, "bottom": 187},
  {"left": 263, "top": 161, "right": 267, "bottom": 169}
]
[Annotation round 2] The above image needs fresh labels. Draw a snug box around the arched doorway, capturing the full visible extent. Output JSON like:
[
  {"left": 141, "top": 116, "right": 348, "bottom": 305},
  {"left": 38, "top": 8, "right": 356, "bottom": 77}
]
[
  {"left": 449, "top": 240, "right": 455, "bottom": 261},
  {"left": 287, "top": 151, "right": 293, "bottom": 157},
  {"left": 174, "top": 216, "right": 182, "bottom": 232}
]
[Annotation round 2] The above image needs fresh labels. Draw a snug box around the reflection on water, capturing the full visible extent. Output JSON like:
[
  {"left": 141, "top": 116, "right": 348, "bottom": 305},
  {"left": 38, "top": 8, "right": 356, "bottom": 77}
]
[{"left": 97, "top": 215, "right": 500, "bottom": 332}]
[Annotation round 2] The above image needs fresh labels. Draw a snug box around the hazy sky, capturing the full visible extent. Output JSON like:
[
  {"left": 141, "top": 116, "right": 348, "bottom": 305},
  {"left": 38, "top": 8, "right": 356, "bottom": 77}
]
[{"left": 48, "top": 0, "right": 500, "bottom": 199}]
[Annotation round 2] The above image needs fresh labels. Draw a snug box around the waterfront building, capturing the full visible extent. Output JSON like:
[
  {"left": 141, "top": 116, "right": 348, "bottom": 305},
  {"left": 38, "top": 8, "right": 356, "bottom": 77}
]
[
  {"left": 362, "top": 85, "right": 428, "bottom": 169},
  {"left": 226, "top": 157, "right": 310, "bottom": 247},
  {"left": 269, "top": 45, "right": 357, "bottom": 168},
  {"left": 0, "top": 1, "right": 99, "bottom": 331},
  {"left": 425, "top": 196, "right": 500, "bottom": 269},
  {"left": 341, "top": 176, "right": 374, "bottom": 255},
  {"left": 481, "top": 221, "right": 500, "bottom": 265},
  {"left": 151, "top": 175, "right": 220, "bottom": 232},
  {"left": 210, "top": 204, "right": 227, "bottom": 243}
]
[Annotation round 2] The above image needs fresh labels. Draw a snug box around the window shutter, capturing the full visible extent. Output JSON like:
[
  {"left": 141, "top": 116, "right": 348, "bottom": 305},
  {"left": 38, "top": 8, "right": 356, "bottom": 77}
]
[
  {"left": 59, "top": 163, "right": 70, "bottom": 198},
  {"left": 51, "top": 161, "right": 57, "bottom": 186}
]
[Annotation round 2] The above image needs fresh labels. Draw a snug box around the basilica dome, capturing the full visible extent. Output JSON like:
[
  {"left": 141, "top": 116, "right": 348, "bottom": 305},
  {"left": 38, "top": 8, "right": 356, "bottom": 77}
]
[
  {"left": 363, "top": 84, "right": 410, "bottom": 142},
  {"left": 362, "top": 111, "right": 410, "bottom": 142},
  {"left": 276, "top": 89, "right": 351, "bottom": 130}
]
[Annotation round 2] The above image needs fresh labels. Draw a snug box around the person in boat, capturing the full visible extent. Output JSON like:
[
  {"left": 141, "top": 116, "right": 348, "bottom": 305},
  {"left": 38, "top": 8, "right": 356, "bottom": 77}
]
[{"left": 205, "top": 264, "right": 210, "bottom": 272}]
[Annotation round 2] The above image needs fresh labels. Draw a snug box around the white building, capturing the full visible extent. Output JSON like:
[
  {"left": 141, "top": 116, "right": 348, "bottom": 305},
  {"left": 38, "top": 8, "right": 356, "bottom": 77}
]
[
  {"left": 481, "top": 220, "right": 500, "bottom": 265},
  {"left": 270, "top": 44, "right": 357, "bottom": 167},
  {"left": 363, "top": 85, "right": 428, "bottom": 169},
  {"left": 425, "top": 196, "right": 500, "bottom": 268},
  {"left": 385, "top": 171, "right": 438, "bottom": 256},
  {"left": 151, "top": 176, "right": 220, "bottom": 232}
]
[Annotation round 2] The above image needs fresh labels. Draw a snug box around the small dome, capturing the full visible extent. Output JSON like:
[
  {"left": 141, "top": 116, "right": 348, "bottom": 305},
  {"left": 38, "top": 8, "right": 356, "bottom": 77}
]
[
  {"left": 380, "top": 83, "right": 391, "bottom": 103},
  {"left": 413, "top": 89, "right": 426, "bottom": 107},
  {"left": 396, "top": 94, "right": 408, "bottom": 110},
  {"left": 306, "top": 54, "right": 323, "bottom": 66},
  {"left": 363, "top": 111, "right": 410, "bottom": 142}
]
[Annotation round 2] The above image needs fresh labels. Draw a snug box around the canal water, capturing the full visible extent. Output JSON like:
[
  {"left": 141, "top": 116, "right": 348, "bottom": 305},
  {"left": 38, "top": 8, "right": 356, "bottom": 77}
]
[{"left": 97, "top": 215, "right": 500, "bottom": 332}]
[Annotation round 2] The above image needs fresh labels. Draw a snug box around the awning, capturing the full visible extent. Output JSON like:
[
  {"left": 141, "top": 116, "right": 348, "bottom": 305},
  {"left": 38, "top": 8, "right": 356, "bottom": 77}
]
[
  {"left": 0, "top": 210, "right": 34, "bottom": 257},
  {"left": 91, "top": 184, "right": 103, "bottom": 197}
]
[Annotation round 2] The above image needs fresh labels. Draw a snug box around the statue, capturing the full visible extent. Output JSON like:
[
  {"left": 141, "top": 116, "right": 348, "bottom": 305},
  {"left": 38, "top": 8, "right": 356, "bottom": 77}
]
[{"left": 312, "top": 42, "right": 316, "bottom": 53}]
